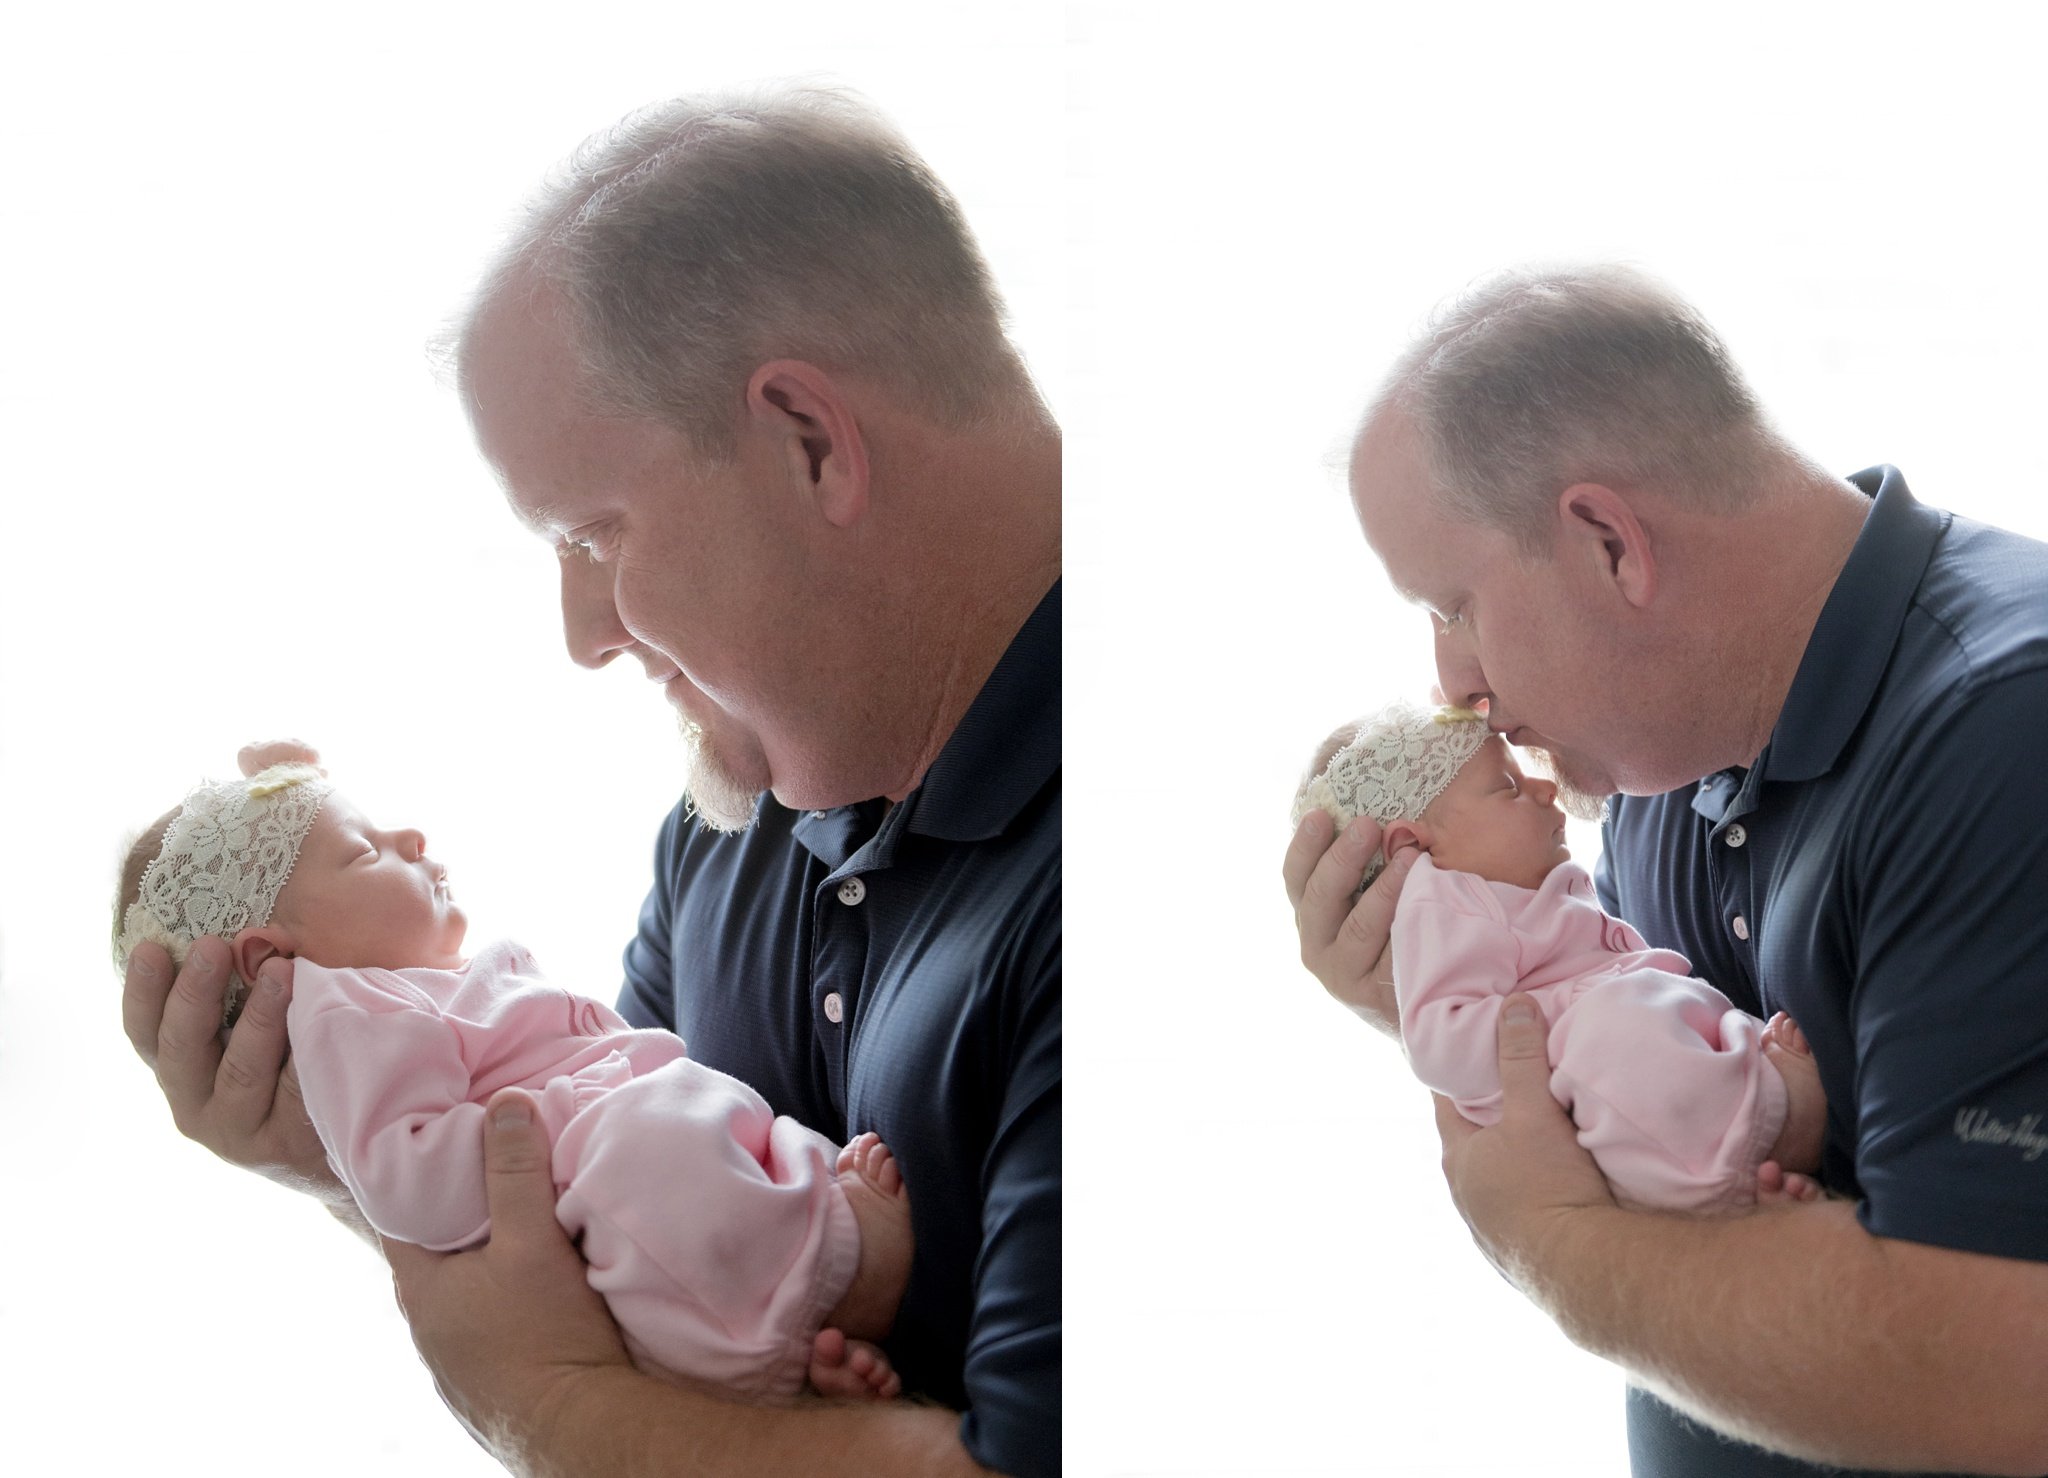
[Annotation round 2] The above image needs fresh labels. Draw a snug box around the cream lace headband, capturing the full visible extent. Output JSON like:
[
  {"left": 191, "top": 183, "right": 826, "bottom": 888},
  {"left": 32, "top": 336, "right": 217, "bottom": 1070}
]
[
  {"left": 115, "top": 763, "right": 333, "bottom": 1002},
  {"left": 1291, "top": 700, "right": 1491, "bottom": 887}
]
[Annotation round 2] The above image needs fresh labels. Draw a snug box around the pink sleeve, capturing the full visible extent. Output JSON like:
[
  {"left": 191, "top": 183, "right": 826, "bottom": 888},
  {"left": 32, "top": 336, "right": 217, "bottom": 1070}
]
[
  {"left": 290, "top": 968, "right": 491, "bottom": 1251},
  {"left": 1392, "top": 867, "right": 1521, "bottom": 1122}
]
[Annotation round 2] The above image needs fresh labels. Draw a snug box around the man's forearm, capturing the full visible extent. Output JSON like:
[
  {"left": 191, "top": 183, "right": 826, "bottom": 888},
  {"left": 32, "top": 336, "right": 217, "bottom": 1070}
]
[
  {"left": 1528, "top": 1199, "right": 2048, "bottom": 1475},
  {"left": 508, "top": 1364, "right": 994, "bottom": 1478},
  {"left": 325, "top": 1191, "right": 379, "bottom": 1248}
]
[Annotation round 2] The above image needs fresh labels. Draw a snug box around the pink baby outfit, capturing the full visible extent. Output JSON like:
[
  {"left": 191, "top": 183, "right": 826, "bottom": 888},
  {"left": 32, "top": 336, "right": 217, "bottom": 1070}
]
[
  {"left": 288, "top": 939, "right": 860, "bottom": 1394},
  {"left": 1393, "top": 855, "right": 1788, "bottom": 1212}
]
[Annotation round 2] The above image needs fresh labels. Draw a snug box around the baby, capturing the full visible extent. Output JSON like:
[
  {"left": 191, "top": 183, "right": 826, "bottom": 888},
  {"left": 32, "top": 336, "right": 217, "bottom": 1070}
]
[
  {"left": 1292, "top": 700, "right": 1826, "bottom": 1212},
  {"left": 115, "top": 758, "right": 913, "bottom": 1399}
]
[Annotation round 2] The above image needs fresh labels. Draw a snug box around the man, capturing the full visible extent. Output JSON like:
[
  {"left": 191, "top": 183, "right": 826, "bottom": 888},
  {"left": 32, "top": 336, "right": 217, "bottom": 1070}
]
[
  {"left": 122, "top": 87, "right": 1060, "bottom": 1478},
  {"left": 1284, "top": 265, "right": 2048, "bottom": 1475}
]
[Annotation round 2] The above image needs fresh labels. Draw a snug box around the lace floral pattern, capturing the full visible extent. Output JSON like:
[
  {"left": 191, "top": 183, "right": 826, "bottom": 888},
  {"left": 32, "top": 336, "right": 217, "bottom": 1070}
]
[
  {"left": 1291, "top": 700, "right": 1489, "bottom": 886},
  {"left": 116, "top": 763, "right": 332, "bottom": 979}
]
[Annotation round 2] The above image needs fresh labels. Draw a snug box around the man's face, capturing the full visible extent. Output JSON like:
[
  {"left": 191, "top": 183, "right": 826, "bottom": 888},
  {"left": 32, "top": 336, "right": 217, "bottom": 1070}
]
[
  {"left": 270, "top": 793, "right": 468, "bottom": 970},
  {"left": 462, "top": 283, "right": 805, "bottom": 832},
  {"left": 1349, "top": 409, "right": 1624, "bottom": 809}
]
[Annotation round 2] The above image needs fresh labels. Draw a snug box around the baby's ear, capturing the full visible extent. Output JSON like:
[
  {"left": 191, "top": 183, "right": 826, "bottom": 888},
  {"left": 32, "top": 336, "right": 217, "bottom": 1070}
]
[
  {"left": 230, "top": 926, "right": 295, "bottom": 987},
  {"left": 1382, "top": 819, "right": 1430, "bottom": 860}
]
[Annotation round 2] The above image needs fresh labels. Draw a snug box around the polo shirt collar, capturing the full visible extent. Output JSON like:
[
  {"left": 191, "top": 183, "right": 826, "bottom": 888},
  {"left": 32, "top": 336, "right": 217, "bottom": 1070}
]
[
  {"left": 903, "top": 579, "right": 1061, "bottom": 842},
  {"left": 1760, "top": 466, "right": 1948, "bottom": 784}
]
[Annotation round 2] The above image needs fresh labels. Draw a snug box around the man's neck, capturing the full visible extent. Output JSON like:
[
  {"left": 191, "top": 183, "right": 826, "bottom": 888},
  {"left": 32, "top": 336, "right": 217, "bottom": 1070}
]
[
  {"left": 865, "top": 418, "right": 1061, "bottom": 803},
  {"left": 1722, "top": 471, "right": 1874, "bottom": 767}
]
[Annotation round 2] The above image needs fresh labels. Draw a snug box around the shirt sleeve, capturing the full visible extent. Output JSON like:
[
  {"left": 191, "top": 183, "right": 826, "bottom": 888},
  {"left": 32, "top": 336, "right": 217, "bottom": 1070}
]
[
  {"left": 1848, "top": 668, "right": 2048, "bottom": 1258},
  {"left": 1393, "top": 862, "right": 1524, "bottom": 1119},
  {"left": 617, "top": 802, "right": 688, "bottom": 1031},
  {"left": 290, "top": 967, "right": 492, "bottom": 1251},
  {"left": 957, "top": 878, "right": 1061, "bottom": 1478}
]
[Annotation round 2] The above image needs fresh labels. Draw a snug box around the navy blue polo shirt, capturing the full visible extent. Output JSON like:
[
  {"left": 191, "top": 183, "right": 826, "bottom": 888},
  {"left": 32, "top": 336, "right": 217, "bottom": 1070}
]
[
  {"left": 616, "top": 583, "right": 1061, "bottom": 1478},
  {"left": 1597, "top": 471, "right": 2048, "bottom": 1476}
]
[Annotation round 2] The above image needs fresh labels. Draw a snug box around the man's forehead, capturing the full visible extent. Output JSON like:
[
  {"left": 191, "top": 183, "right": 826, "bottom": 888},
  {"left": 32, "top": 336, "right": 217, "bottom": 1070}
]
[
  {"left": 462, "top": 278, "right": 587, "bottom": 497},
  {"left": 1348, "top": 408, "right": 1481, "bottom": 605}
]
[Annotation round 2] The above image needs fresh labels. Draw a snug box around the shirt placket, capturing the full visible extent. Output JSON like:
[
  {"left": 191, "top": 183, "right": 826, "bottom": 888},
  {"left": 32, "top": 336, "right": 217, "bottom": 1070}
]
[{"left": 1693, "top": 767, "right": 1762, "bottom": 1004}]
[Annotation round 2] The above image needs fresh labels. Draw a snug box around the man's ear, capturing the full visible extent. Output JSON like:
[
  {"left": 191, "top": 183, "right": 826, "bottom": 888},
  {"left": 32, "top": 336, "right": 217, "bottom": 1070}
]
[
  {"left": 745, "top": 360, "right": 870, "bottom": 529},
  {"left": 1557, "top": 482, "right": 1656, "bottom": 609},
  {"left": 1382, "top": 818, "right": 1431, "bottom": 859},
  {"left": 230, "top": 926, "right": 295, "bottom": 986}
]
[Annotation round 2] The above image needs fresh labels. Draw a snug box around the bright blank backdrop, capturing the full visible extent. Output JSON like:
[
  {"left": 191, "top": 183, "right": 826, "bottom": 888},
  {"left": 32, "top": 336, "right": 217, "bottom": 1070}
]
[
  {"left": 1065, "top": 5, "right": 2048, "bottom": 1477},
  {"left": 6, "top": 4, "right": 2047, "bottom": 1477},
  {"left": 0, "top": 5, "right": 1058, "bottom": 1475}
]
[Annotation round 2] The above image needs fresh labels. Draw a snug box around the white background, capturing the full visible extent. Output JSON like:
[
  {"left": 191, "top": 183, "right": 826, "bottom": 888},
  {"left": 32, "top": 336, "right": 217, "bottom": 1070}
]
[
  {"left": 0, "top": 5, "right": 1059, "bottom": 1476},
  {"left": 1065, "top": 5, "right": 2048, "bottom": 1477},
  {"left": 5, "top": 3, "right": 2047, "bottom": 1476}
]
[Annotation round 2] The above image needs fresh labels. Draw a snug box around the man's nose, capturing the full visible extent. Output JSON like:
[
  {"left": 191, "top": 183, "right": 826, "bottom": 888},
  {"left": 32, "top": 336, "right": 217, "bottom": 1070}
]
[
  {"left": 559, "top": 554, "right": 633, "bottom": 671},
  {"left": 1433, "top": 622, "right": 1490, "bottom": 713}
]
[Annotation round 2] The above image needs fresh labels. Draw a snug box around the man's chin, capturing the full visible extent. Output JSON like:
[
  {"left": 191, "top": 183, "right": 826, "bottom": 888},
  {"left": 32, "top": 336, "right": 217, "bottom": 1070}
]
[
  {"left": 1525, "top": 747, "right": 1612, "bottom": 825},
  {"left": 678, "top": 717, "right": 762, "bottom": 834}
]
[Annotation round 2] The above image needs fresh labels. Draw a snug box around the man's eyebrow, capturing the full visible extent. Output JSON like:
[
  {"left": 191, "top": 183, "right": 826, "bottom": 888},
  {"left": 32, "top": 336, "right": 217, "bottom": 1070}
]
[
  {"left": 1387, "top": 580, "right": 1447, "bottom": 611},
  {"left": 505, "top": 498, "right": 566, "bottom": 536}
]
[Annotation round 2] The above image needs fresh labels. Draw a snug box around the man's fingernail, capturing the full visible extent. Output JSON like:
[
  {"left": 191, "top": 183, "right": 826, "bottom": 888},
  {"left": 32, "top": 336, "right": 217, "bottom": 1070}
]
[
  {"left": 1502, "top": 997, "right": 1540, "bottom": 1026},
  {"left": 491, "top": 1099, "right": 532, "bottom": 1128}
]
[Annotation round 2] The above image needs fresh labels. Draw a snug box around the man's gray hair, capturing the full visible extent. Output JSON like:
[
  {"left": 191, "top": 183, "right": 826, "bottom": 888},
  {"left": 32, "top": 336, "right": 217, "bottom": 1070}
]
[
  {"left": 1368, "top": 264, "right": 1781, "bottom": 546},
  {"left": 469, "top": 85, "right": 1040, "bottom": 456}
]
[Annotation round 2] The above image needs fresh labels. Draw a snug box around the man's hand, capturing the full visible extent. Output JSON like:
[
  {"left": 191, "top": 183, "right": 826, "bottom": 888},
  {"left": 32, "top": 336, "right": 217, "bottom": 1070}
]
[
  {"left": 1281, "top": 810, "right": 1420, "bottom": 1035},
  {"left": 1433, "top": 994, "right": 1614, "bottom": 1286},
  {"left": 238, "top": 737, "right": 323, "bottom": 774},
  {"left": 122, "top": 937, "right": 343, "bottom": 1199},
  {"left": 383, "top": 1089, "right": 634, "bottom": 1458}
]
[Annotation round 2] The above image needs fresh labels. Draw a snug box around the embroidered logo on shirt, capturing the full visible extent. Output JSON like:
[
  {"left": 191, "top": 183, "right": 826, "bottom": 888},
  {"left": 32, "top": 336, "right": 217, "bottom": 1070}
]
[{"left": 1953, "top": 1107, "right": 2048, "bottom": 1162}]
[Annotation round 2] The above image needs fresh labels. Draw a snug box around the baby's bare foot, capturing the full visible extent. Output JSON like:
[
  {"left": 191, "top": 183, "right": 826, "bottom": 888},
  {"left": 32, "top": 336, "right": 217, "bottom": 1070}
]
[
  {"left": 807, "top": 1327, "right": 904, "bottom": 1401},
  {"left": 1760, "top": 1012, "right": 1827, "bottom": 1175},
  {"left": 1756, "top": 1158, "right": 1825, "bottom": 1205},
  {"left": 823, "top": 1132, "right": 914, "bottom": 1343}
]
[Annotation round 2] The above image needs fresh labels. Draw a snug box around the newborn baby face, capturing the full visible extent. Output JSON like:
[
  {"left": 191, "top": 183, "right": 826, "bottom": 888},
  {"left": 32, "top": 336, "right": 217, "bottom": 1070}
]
[
  {"left": 266, "top": 792, "right": 468, "bottom": 969},
  {"left": 1421, "top": 735, "right": 1571, "bottom": 889}
]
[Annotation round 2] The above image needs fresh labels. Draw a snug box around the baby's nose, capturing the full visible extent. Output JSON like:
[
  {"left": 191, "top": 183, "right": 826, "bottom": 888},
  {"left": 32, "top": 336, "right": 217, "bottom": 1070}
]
[{"left": 396, "top": 829, "right": 427, "bottom": 861}]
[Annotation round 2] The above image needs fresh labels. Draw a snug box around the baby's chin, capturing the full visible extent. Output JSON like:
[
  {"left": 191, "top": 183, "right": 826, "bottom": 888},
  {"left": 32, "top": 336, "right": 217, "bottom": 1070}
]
[{"left": 430, "top": 915, "right": 471, "bottom": 969}]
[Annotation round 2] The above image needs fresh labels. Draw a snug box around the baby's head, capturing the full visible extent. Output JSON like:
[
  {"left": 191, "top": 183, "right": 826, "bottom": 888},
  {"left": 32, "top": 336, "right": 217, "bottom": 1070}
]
[
  {"left": 114, "top": 764, "right": 467, "bottom": 1021},
  {"left": 1292, "top": 700, "right": 1571, "bottom": 890}
]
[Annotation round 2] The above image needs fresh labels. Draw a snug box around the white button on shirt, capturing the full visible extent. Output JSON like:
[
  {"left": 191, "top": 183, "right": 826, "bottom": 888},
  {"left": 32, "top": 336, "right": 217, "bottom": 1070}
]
[
  {"left": 1731, "top": 915, "right": 1751, "bottom": 941},
  {"left": 837, "top": 877, "right": 867, "bottom": 906},
  {"left": 822, "top": 992, "right": 844, "bottom": 1024},
  {"left": 1725, "top": 824, "right": 1748, "bottom": 848}
]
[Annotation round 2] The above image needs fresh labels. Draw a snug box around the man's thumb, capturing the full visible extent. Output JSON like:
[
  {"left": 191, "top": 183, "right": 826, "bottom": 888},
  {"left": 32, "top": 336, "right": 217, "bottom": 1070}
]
[
  {"left": 1496, "top": 995, "right": 1551, "bottom": 1090},
  {"left": 484, "top": 1089, "right": 549, "bottom": 1178}
]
